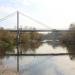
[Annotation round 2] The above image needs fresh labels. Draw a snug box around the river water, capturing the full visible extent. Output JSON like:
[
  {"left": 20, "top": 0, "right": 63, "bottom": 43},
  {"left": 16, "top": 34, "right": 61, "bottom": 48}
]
[{"left": 0, "top": 43, "right": 75, "bottom": 75}]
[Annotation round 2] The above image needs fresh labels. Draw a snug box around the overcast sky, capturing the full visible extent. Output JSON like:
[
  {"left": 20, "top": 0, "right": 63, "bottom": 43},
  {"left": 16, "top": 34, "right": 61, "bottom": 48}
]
[{"left": 0, "top": 0, "right": 75, "bottom": 29}]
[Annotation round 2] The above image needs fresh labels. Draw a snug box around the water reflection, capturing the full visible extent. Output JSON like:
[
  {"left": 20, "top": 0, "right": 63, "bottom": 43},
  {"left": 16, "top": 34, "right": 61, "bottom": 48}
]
[
  {"left": 0, "top": 40, "right": 75, "bottom": 75},
  {"left": 63, "top": 45, "right": 75, "bottom": 60},
  {"left": 47, "top": 40, "right": 61, "bottom": 48},
  {"left": 19, "top": 56, "right": 75, "bottom": 75},
  {"left": 48, "top": 40, "right": 75, "bottom": 60},
  {"left": 0, "top": 48, "right": 15, "bottom": 58},
  {"left": 19, "top": 41, "right": 42, "bottom": 54},
  {"left": 0, "top": 40, "right": 75, "bottom": 60}
]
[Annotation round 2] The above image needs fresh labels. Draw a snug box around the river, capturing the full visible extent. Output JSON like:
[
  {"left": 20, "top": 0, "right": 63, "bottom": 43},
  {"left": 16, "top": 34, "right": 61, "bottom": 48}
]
[{"left": 0, "top": 43, "right": 75, "bottom": 75}]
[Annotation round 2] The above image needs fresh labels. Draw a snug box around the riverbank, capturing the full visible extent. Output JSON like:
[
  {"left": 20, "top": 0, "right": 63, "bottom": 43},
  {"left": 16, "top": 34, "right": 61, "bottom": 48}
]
[{"left": 0, "top": 65, "right": 19, "bottom": 75}]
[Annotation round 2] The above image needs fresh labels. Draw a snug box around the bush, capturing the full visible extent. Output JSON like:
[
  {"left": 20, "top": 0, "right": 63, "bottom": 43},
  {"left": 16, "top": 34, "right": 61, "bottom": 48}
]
[{"left": 0, "top": 28, "right": 14, "bottom": 55}]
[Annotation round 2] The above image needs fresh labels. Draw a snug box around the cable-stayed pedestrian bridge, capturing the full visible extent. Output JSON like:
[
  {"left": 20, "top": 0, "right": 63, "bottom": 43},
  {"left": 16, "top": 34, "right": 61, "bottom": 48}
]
[{"left": 0, "top": 11, "right": 74, "bottom": 73}]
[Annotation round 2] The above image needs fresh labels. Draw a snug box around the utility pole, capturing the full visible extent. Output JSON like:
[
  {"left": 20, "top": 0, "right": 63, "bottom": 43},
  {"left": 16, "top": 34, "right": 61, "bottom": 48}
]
[{"left": 17, "top": 11, "right": 19, "bottom": 72}]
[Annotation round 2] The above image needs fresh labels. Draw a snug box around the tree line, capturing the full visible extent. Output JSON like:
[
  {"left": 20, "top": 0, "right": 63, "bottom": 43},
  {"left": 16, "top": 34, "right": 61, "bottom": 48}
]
[
  {"left": 60, "top": 24, "right": 75, "bottom": 60},
  {"left": 0, "top": 28, "right": 43, "bottom": 55}
]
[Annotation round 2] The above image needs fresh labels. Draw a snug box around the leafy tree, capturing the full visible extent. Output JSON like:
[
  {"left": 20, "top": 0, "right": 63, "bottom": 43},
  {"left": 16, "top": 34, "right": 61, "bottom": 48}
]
[
  {"left": 60, "top": 24, "right": 75, "bottom": 60},
  {"left": 0, "top": 28, "right": 14, "bottom": 55},
  {"left": 60, "top": 24, "right": 75, "bottom": 45}
]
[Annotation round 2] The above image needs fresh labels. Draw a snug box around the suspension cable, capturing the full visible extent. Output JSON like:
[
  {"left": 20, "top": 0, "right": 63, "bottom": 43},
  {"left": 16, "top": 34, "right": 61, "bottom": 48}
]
[
  {"left": 19, "top": 11, "right": 52, "bottom": 30},
  {"left": 0, "top": 11, "right": 17, "bottom": 22}
]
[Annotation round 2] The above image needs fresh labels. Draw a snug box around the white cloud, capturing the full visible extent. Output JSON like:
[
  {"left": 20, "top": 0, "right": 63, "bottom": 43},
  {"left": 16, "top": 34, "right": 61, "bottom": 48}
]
[
  {"left": 0, "top": 6, "right": 16, "bottom": 29},
  {"left": 10, "top": 0, "right": 34, "bottom": 6},
  {"left": 30, "top": 0, "right": 75, "bottom": 29},
  {"left": 0, "top": 6, "right": 16, "bottom": 21},
  {"left": 23, "top": 0, "right": 34, "bottom": 5},
  {"left": 1, "top": 0, "right": 75, "bottom": 29},
  {"left": 0, "top": 6, "right": 15, "bottom": 12}
]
